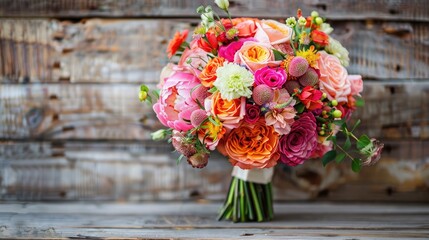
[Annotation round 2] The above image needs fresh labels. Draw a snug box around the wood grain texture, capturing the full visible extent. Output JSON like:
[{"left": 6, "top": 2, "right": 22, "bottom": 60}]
[
  {"left": 1, "top": 140, "right": 428, "bottom": 202},
  {"left": 0, "top": 0, "right": 428, "bottom": 21},
  {"left": 0, "top": 202, "right": 428, "bottom": 239},
  {"left": 1, "top": 19, "right": 428, "bottom": 83},
  {"left": 1, "top": 82, "right": 427, "bottom": 140}
]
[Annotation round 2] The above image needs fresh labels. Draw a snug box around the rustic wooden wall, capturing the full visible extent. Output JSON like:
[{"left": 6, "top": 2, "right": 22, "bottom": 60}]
[{"left": 0, "top": 0, "right": 428, "bottom": 202}]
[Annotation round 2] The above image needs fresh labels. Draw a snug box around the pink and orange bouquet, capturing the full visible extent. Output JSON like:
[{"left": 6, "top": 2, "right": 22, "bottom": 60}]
[{"left": 140, "top": 0, "right": 383, "bottom": 222}]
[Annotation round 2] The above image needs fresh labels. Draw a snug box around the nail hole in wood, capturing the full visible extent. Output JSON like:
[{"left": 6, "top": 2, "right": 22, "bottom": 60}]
[
  {"left": 386, "top": 187, "right": 395, "bottom": 196},
  {"left": 389, "top": 8, "right": 399, "bottom": 15},
  {"left": 316, "top": 4, "right": 327, "bottom": 11},
  {"left": 395, "top": 64, "right": 401, "bottom": 72}
]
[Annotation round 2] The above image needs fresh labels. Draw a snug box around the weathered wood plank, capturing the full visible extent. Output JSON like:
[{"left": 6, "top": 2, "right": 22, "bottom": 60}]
[
  {"left": 0, "top": 203, "right": 428, "bottom": 239},
  {"left": 1, "top": 140, "right": 428, "bottom": 201},
  {"left": 1, "top": 19, "right": 428, "bottom": 83},
  {"left": 1, "top": 82, "right": 427, "bottom": 140},
  {"left": 0, "top": 0, "right": 428, "bottom": 22}
]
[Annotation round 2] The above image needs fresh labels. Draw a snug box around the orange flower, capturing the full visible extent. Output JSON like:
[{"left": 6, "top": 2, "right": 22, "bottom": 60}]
[
  {"left": 208, "top": 92, "right": 246, "bottom": 130},
  {"left": 224, "top": 119, "right": 280, "bottom": 169},
  {"left": 198, "top": 117, "right": 226, "bottom": 150},
  {"left": 311, "top": 30, "right": 329, "bottom": 46},
  {"left": 167, "top": 29, "right": 189, "bottom": 58},
  {"left": 199, "top": 57, "right": 225, "bottom": 87}
]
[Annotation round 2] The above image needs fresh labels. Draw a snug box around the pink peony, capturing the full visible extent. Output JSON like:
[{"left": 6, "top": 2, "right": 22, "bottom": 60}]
[
  {"left": 254, "top": 66, "right": 287, "bottom": 89},
  {"left": 348, "top": 75, "right": 363, "bottom": 96},
  {"left": 218, "top": 38, "right": 256, "bottom": 62},
  {"left": 153, "top": 71, "right": 200, "bottom": 131},
  {"left": 278, "top": 112, "right": 318, "bottom": 166}
]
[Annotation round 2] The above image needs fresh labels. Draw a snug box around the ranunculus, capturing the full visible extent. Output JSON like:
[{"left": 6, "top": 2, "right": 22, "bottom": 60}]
[
  {"left": 197, "top": 32, "right": 219, "bottom": 52},
  {"left": 225, "top": 119, "right": 280, "bottom": 169},
  {"left": 254, "top": 20, "right": 293, "bottom": 45},
  {"left": 296, "top": 86, "right": 323, "bottom": 110},
  {"left": 234, "top": 41, "right": 280, "bottom": 72},
  {"left": 199, "top": 57, "right": 226, "bottom": 88},
  {"left": 254, "top": 66, "right": 287, "bottom": 89},
  {"left": 244, "top": 104, "right": 260, "bottom": 124},
  {"left": 317, "top": 51, "right": 351, "bottom": 102},
  {"left": 205, "top": 92, "right": 246, "bottom": 130},
  {"left": 311, "top": 30, "right": 329, "bottom": 46},
  {"left": 265, "top": 89, "right": 296, "bottom": 135},
  {"left": 179, "top": 42, "right": 208, "bottom": 74},
  {"left": 233, "top": 18, "right": 259, "bottom": 37},
  {"left": 219, "top": 38, "right": 256, "bottom": 62},
  {"left": 279, "top": 112, "right": 318, "bottom": 166},
  {"left": 153, "top": 71, "right": 200, "bottom": 131},
  {"left": 348, "top": 75, "right": 363, "bottom": 96}
]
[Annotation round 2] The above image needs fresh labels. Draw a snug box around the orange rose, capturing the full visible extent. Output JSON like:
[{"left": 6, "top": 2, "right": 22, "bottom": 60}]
[
  {"left": 317, "top": 51, "right": 351, "bottom": 102},
  {"left": 233, "top": 18, "right": 260, "bottom": 37},
  {"left": 225, "top": 119, "right": 280, "bottom": 169},
  {"left": 199, "top": 57, "right": 225, "bottom": 87},
  {"left": 205, "top": 92, "right": 245, "bottom": 130},
  {"left": 234, "top": 41, "right": 280, "bottom": 72}
]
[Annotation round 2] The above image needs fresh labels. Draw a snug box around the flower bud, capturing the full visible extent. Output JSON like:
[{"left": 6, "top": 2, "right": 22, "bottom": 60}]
[
  {"left": 151, "top": 129, "right": 169, "bottom": 141},
  {"left": 311, "top": 11, "right": 319, "bottom": 18},
  {"left": 286, "top": 17, "right": 297, "bottom": 27},
  {"left": 139, "top": 91, "right": 147, "bottom": 102},
  {"left": 298, "top": 16, "right": 307, "bottom": 26},
  {"left": 214, "top": 0, "right": 230, "bottom": 11},
  {"left": 315, "top": 17, "right": 323, "bottom": 25}
]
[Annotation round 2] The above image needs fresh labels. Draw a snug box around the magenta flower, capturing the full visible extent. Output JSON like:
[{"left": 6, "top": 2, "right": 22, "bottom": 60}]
[
  {"left": 153, "top": 71, "right": 200, "bottom": 131},
  {"left": 218, "top": 38, "right": 256, "bottom": 62},
  {"left": 254, "top": 66, "right": 287, "bottom": 89},
  {"left": 278, "top": 112, "right": 318, "bottom": 166},
  {"left": 244, "top": 104, "right": 261, "bottom": 124}
]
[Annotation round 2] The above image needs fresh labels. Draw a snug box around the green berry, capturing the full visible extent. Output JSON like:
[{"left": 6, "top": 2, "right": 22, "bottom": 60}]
[
  {"left": 332, "top": 109, "right": 342, "bottom": 118},
  {"left": 322, "top": 110, "right": 327, "bottom": 116},
  {"left": 331, "top": 99, "right": 338, "bottom": 106},
  {"left": 311, "top": 11, "right": 319, "bottom": 18},
  {"left": 319, "top": 130, "right": 325, "bottom": 136},
  {"left": 322, "top": 93, "right": 327, "bottom": 99},
  {"left": 315, "top": 17, "right": 323, "bottom": 25}
]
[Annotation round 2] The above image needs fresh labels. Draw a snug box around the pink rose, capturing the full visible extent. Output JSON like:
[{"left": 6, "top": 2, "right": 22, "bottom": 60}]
[
  {"left": 235, "top": 19, "right": 259, "bottom": 37},
  {"left": 254, "top": 20, "right": 293, "bottom": 45},
  {"left": 153, "top": 70, "right": 200, "bottom": 131},
  {"left": 219, "top": 38, "right": 256, "bottom": 62},
  {"left": 234, "top": 41, "right": 280, "bottom": 72},
  {"left": 317, "top": 51, "right": 351, "bottom": 103},
  {"left": 278, "top": 112, "right": 318, "bottom": 166},
  {"left": 348, "top": 75, "right": 363, "bottom": 96},
  {"left": 254, "top": 66, "right": 287, "bottom": 89},
  {"left": 244, "top": 104, "right": 260, "bottom": 124}
]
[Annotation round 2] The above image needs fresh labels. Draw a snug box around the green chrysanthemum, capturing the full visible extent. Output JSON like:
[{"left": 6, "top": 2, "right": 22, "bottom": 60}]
[{"left": 214, "top": 63, "right": 254, "bottom": 101}]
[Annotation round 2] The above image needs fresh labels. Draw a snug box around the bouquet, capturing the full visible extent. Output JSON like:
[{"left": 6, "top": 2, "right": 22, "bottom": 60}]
[{"left": 140, "top": 0, "right": 383, "bottom": 222}]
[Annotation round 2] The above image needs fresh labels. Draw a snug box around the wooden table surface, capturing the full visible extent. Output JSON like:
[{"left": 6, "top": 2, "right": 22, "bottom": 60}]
[{"left": 0, "top": 202, "right": 428, "bottom": 239}]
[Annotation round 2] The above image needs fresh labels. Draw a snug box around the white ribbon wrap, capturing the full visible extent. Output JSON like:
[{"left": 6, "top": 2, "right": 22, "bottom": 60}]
[{"left": 231, "top": 166, "right": 274, "bottom": 184}]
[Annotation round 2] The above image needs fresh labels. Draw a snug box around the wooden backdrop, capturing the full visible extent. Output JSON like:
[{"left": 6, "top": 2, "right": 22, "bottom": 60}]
[{"left": 0, "top": 0, "right": 428, "bottom": 202}]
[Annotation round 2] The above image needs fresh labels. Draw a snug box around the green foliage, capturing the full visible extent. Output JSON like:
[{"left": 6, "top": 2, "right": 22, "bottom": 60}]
[
  {"left": 322, "top": 150, "right": 337, "bottom": 166},
  {"left": 351, "top": 158, "right": 362, "bottom": 172}
]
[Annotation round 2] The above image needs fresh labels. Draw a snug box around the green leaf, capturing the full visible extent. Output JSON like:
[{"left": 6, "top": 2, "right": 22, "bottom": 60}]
[
  {"left": 272, "top": 49, "right": 286, "bottom": 61},
  {"left": 351, "top": 158, "right": 362, "bottom": 172},
  {"left": 355, "top": 97, "right": 365, "bottom": 107},
  {"left": 333, "top": 119, "right": 345, "bottom": 126},
  {"left": 176, "top": 154, "right": 184, "bottom": 165},
  {"left": 335, "top": 152, "right": 346, "bottom": 163},
  {"left": 140, "top": 84, "right": 149, "bottom": 92},
  {"left": 315, "top": 116, "right": 327, "bottom": 123},
  {"left": 357, "top": 134, "right": 371, "bottom": 150},
  {"left": 326, "top": 135, "right": 337, "bottom": 145},
  {"left": 294, "top": 102, "right": 305, "bottom": 113},
  {"left": 343, "top": 136, "right": 351, "bottom": 150},
  {"left": 208, "top": 86, "right": 218, "bottom": 93},
  {"left": 351, "top": 119, "right": 361, "bottom": 132},
  {"left": 208, "top": 117, "right": 220, "bottom": 126},
  {"left": 322, "top": 150, "right": 337, "bottom": 166}
]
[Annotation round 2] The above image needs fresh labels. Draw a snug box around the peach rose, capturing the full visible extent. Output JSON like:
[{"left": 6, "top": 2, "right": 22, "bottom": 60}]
[
  {"left": 205, "top": 92, "right": 246, "bottom": 130},
  {"left": 254, "top": 20, "right": 293, "bottom": 45},
  {"left": 199, "top": 57, "right": 226, "bottom": 88},
  {"left": 234, "top": 41, "right": 280, "bottom": 72},
  {"left": 224, "top": 119, "right": 280, "bottom": 169},
  {"left": 348, "top": 74, "right": 363, "bottom": 96},
  {"left": 233, "top": 18, "right": 259, "bottom": 37},
  {"left": 317, "top": 51, "right": 351, "bottom": 102}
]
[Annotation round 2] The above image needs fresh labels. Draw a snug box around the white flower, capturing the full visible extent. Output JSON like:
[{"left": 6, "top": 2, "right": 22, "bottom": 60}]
[
  {"left": 214, "top": 63, "right": 254, "bottom": 100},
  {"left": 214, "top": 0, "right": 229, "bottom": 10},
  {"left": 325, "top": 37, "right": 350, "bottom": 66},
  {"left": 320, "top": 23, "right": 334, "bottom": 34},
  {"left": 286, "top": 17, "right": 296, "bottom": 27}
]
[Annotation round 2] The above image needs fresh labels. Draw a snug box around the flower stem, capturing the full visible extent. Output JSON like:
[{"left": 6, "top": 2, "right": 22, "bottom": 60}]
[{"left": 249, "top": 182, "right": 263, "bottom": 222}]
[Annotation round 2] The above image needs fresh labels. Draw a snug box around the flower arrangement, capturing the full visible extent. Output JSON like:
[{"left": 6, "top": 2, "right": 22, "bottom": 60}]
[{"left": 140, "top": 0, "right": 383, "bottom": 222}]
